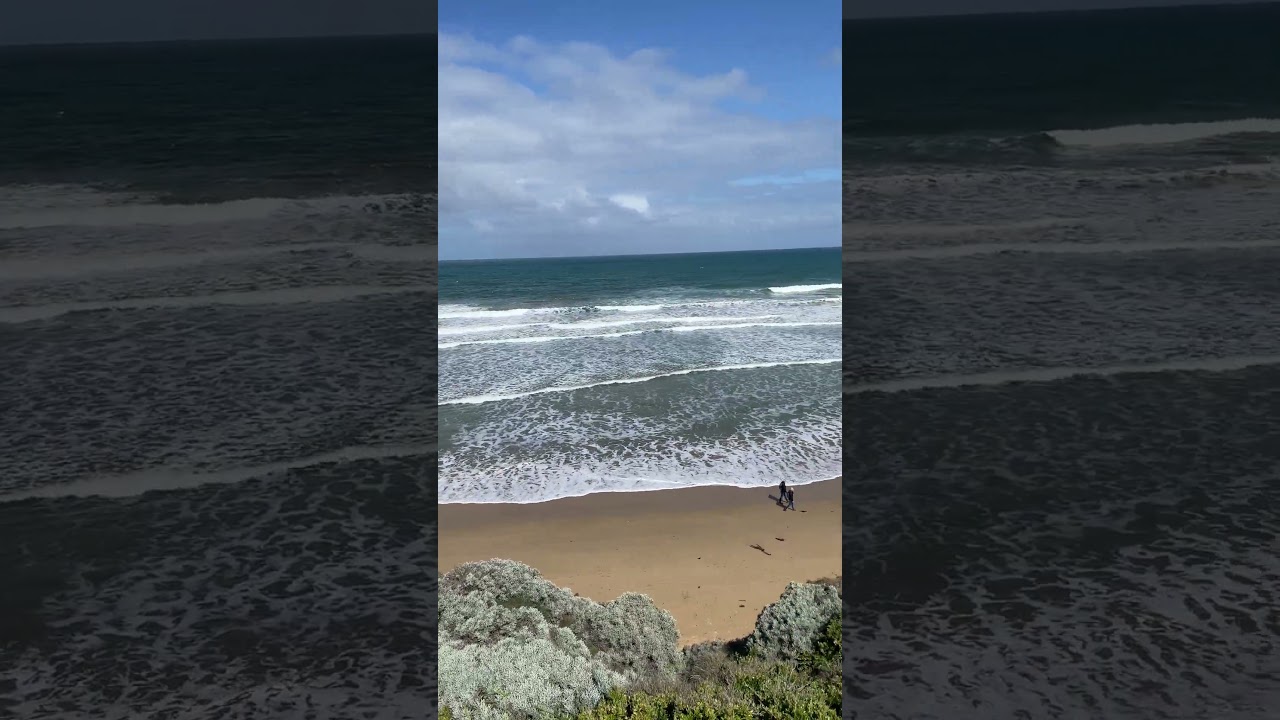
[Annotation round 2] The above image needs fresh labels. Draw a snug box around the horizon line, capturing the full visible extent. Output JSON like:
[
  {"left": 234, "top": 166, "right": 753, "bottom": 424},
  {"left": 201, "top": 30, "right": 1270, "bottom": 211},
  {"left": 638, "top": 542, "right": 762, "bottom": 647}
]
[{"left": 440, "top": 244, "right": 840, "bottom": 264}]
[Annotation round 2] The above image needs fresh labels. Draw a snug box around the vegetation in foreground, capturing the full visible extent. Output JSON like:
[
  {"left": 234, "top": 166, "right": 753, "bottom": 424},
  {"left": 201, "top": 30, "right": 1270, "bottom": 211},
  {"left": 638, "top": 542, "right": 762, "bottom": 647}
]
[{"left": 439, "top": 560, "right": 842, "bottom": 720}]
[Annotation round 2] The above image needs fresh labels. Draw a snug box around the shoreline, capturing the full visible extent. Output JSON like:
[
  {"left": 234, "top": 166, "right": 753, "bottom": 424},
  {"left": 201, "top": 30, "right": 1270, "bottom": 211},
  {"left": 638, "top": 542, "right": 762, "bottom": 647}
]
[
  {"left": 440, "top": 477, "right": 842, "bottom": 646},
  {"left": 436, "top": 473, "right": 838, "bottom": 507}
]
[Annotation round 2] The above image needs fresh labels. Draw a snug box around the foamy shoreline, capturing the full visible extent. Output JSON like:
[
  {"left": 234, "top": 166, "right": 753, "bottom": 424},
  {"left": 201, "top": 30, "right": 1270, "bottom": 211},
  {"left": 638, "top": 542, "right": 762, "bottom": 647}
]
[{"left": 436, "top": 473, "right": 838, "bottom": 505}]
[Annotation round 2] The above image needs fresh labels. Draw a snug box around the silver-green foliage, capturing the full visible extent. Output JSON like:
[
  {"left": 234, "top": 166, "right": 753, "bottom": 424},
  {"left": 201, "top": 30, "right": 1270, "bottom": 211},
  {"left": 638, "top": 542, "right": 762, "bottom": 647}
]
[
  {"left": 745, "top": 581, "right": 841, "bottom": 661},
  {"left": 439, "top": 559, "right": 682, "bottom": 719},
  {"left": 438, "top": 630, "right": 621, "bottom": 720}
]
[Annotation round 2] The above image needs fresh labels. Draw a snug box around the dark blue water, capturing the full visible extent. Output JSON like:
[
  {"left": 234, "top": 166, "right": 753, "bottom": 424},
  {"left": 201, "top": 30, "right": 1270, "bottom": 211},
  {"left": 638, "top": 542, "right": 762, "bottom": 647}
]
[
  {"left": 0, "top": 34, "right": 435, "bottom": 200},
  {"left": 440, "top": 247, "right": 839, "bottom": 308},
  {"left": 0, "top": 35, "right": 437, "bottom": 719},
  {"left": 844, "top": 2, "right": 1280, "bottom": 169},
  {"left": 843, "top": 5, "right": 1280, "bottom": 719}
]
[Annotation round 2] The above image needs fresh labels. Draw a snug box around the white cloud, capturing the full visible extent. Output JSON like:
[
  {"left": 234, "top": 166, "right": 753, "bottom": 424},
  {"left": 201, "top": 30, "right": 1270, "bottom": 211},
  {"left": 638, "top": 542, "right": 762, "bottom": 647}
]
[
  {"left": 438, "top": 33, "right": 840, "bottom": 258},
  {"left": 609, "top": 193, "right": 651, "bottom": 216}
]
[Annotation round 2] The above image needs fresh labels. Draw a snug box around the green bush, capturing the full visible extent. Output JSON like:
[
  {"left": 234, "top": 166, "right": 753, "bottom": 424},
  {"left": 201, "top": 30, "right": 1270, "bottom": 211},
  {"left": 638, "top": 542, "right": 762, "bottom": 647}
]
[
  {"left": 744, "top": 582, "right": 841, "bottom": 662},
  {"left": 733, "top": 662, "right": 840, "bottom": 720},
  {"left": 797, "top": 616, "right": 842, "bottom": 681},
  {"left": 568, "top": 654, "right": 840, "bottom": 719},
  {"left": 441, "top": 563, "right": 843, "bottom": 720},
  {"left": 568, "top": 584, "right": 843, "bottom": 719},
  {"left": 439, "top": 560, "right": 682, "bottom": 719},
  {"left": 574, "top": 688, "right": 755, "bottom": 720}
]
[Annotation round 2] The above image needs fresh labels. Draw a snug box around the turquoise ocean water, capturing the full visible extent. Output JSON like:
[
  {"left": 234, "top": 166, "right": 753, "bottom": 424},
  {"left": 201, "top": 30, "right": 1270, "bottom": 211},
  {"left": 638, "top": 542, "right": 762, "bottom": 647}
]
[{"left": 439, "top": 247, "right": 841, "bottom": 503}]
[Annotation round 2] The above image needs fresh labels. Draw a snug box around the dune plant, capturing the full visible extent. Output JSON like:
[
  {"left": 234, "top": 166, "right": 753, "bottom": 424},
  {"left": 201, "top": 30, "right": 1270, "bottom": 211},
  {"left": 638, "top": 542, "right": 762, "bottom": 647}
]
[
  {"left": 440, "top": 561, "right": 843, "bottom": 720},
  {"left": 743, "top": 582, "right": 841, "bottom": 662},
  {"left": 439, "top": 559, "right": 682, "bottom": 719}
]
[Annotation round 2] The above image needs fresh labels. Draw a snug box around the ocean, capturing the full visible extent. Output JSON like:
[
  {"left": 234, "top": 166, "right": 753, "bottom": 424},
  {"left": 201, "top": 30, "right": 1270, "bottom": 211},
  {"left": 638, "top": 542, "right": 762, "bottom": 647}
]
[
  {"left": 844, "top": 4, "right": 1280, "bottom": 719},
  {"left": 0, "top": 36, "right": 437, "bottom": 718},
  {"left": 438, "top": 248, "right": 842, "bottom": 504}
]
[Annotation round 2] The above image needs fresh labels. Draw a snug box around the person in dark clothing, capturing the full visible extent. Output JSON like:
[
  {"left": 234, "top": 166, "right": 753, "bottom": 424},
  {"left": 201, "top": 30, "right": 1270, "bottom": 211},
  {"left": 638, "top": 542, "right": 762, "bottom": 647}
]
[
  {"left": 778, "top": 480, "right": 788, "bottom": 509},
  {"left": 785, "top": 488, "right": 796, "bottom": 511}
]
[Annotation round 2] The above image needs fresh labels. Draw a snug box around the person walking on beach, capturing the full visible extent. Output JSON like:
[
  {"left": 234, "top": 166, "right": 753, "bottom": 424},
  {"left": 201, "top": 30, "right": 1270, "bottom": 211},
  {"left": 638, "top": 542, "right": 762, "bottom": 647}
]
[
  {"left": 778, "top": 480, "right": 788, "bottom": 509},
  {"left": 785, "top": 487, "right": 796, "bottom": 511}
]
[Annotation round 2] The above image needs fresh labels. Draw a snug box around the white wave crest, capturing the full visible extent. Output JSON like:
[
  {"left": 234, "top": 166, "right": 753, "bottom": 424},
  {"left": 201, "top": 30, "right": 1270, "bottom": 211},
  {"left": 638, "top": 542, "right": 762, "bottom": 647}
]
[
  {"left": 0, "top": 443, "right": 435, "bottom": 501},
  {"left": 439, "top": 430, "right": 840, "bottom": 505},
  {"left": 848, "top": 355, "right": 1280, "bottom": 394},
  {"left": 0, "top": 285, "right": 435, "bottom": 324},
  {"left": 437, "top": 315, "right": 781, "bottom": 336},
  {"left": 768, "top": 283, "right": 842, "bottom": 294},
  {"left": 438, "top": 321, "right": 840, "bottom": 349},
  {"left": 1048, "top": 118, "right": 1280, "bottom": 148},
  {"left": 442, "top": 358, "right": 839, "bottom": 406}
]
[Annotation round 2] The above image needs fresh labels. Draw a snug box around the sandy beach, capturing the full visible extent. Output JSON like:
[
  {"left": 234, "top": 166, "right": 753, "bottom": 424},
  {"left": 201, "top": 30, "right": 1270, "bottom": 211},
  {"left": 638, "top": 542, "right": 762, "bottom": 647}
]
[{"left": 439, "top": 478, "right": 841, "bottom": 646}]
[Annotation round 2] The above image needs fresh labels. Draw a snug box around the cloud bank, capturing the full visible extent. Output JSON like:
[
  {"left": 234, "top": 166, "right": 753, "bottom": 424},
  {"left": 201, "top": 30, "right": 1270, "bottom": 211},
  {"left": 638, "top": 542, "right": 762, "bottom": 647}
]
[{"left": 438, "top": 33, "right": 840, "bottom": 259}]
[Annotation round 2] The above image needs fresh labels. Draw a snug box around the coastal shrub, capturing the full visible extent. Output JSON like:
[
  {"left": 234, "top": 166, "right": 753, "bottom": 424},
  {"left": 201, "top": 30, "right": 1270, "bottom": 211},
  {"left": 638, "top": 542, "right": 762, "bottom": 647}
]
[
  {"left": 732, "top": 661, "right": 841, "bottom": 720},
  {"left": 441, "top": 559, "right": 681, "bottom": 678},
  {"left": 797, "top": 616, "right": 842, "bottom": 683},
  {"left": 814, "top": 616, "right": 840, "bottom": 660},
  {"left": 442, "top": 564, "right": 843, "bottom": 719},
  {"left": 681, "top": 641, "right": 746, "bottom": 692},
  {"left": 569, "top": 650, "right": 841, "bottom": 719},
  {"left": 569, "top": 587, "right": 844, "bottom": 719},
  {"left": 744, "top": 582, "right": 841, "bottom": 661},
  {"left": 439, "top": 560, "right": 682, "bottom": 720},
  {"left": 439, "top": 631, "right": 621, "bottom": 720},
  {"left": 573, "top": 687, "right": 755, "bottom": 720}
]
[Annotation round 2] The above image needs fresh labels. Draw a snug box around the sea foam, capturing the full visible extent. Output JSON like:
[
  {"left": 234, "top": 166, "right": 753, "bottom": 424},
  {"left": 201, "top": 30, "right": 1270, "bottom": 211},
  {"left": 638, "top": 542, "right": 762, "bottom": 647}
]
[{"left": 1048, "top": 117, "right": 1280, "bottom": 148}]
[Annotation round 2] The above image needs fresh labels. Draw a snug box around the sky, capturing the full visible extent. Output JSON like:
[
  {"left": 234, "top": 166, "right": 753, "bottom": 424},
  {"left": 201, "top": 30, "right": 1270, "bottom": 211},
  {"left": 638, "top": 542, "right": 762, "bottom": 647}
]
[
  {"left": 0, "top": 0, "right": 436, "bottom": 46},
  {"left": 844, "top": 0, "right": 1271, "bottom": 19},
  {"left": 438, "top": 0, "right": 842, "bottom": 260}
]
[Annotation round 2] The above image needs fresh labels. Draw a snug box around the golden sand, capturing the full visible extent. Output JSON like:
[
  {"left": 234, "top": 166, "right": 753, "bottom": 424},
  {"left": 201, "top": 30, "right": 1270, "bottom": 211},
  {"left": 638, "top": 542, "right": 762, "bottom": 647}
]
[{"left": 439, "top": 477, "right": 841, "bottom": 646}]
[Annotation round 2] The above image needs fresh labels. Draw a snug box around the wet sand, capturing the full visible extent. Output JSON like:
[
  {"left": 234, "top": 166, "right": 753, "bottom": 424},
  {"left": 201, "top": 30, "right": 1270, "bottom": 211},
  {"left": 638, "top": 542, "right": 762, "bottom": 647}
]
[{"left": 439, "top": 478, "right": 841, "bottom": 646}]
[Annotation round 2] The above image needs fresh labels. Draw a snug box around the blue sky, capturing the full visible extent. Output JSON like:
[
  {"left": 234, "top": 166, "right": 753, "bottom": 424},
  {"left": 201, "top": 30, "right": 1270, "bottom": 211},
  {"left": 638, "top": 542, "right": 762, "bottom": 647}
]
[
  {"left": 439, "top": 0, "right": 840, "bottom": 123},
  {"left": 438, "top": 0, "right": 842, "bottom": 260}
]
